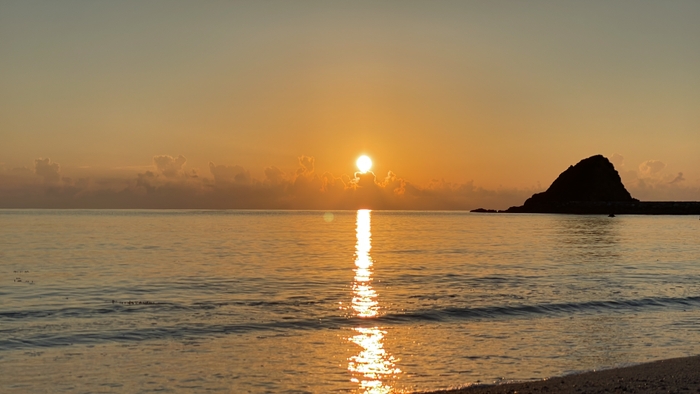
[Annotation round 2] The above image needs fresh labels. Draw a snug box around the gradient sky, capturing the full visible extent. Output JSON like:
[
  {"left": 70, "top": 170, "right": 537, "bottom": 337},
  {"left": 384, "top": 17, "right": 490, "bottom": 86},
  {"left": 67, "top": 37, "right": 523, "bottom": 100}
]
[{"left": 1, "top": 1, "right": 699, "bottom": 208}]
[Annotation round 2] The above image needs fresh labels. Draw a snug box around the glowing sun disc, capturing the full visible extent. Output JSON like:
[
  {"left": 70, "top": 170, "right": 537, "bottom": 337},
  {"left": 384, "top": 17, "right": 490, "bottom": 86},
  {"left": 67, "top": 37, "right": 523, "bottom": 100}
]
[{"left": 356, "top": 155, "right": 372, "bottom": 173}]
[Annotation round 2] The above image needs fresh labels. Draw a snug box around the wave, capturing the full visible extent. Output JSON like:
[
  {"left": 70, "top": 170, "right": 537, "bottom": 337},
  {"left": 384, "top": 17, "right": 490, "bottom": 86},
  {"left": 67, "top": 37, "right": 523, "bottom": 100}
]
[
  {"left": 385, "top": 295, "right": 700, "bottom": 323},
  {"left": 0, "top": 297, "right": 334, "bottom": 320},
  {"left": 2, "top": 294, "right": 700, "bottom": 351}
]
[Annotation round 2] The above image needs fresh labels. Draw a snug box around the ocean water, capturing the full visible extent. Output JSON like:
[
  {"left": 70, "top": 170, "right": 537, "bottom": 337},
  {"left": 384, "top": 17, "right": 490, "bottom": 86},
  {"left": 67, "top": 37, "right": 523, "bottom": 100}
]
[{"left": 2, "top": 210, "right": 700, "bottom": 393}]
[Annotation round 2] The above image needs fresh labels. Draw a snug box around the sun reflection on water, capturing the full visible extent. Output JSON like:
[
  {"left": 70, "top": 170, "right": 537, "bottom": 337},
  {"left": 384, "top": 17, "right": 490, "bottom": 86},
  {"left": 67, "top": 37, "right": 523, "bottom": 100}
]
[{"left": 348, "top": 209, "right": 401, "bottom": 393}]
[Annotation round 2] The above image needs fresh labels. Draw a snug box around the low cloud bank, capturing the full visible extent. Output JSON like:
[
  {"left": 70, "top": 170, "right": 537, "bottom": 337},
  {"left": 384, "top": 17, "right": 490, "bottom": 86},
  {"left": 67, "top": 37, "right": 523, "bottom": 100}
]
[
  {"left": 0, "top": 155, "right": 533, "bottom": 210},
  {"left": 2, "top": 154, "right": 696, "bottom": 209}
]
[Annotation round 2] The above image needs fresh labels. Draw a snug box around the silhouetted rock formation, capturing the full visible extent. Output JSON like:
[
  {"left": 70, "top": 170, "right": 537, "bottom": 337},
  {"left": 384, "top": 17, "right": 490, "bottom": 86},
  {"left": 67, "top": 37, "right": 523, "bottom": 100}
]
[
  {"left": 507, "top": 155, "right": 636, "bottom": 213},
  {"left": 527, "top": 155, "right": 635, "bottom": 204},
  {"left": 471, "top": 154, "right": 700, "bottom": 215}
]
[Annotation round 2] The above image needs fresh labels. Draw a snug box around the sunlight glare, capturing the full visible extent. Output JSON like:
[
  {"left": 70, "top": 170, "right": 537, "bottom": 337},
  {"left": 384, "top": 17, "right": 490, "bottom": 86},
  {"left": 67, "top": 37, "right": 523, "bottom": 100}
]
[
  {"left": 348, "top": 209, "right": 401, "bottom": 393},
  {"left": 356, "top": 155, "right": 373, "bottom": 173}
]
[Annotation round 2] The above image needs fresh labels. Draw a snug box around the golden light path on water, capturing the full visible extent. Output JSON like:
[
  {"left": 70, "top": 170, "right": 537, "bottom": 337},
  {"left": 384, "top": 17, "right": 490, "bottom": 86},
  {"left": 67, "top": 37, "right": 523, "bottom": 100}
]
[{"left": 348, "top": 209, "right": 401, "bottom": 394}]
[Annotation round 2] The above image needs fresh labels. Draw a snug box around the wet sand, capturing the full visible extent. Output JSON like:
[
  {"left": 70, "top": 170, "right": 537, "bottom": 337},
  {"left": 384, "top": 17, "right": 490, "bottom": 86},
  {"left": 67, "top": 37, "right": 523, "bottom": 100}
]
[{"left": 423, "top": 355, "right": 700, "bottom": 394}]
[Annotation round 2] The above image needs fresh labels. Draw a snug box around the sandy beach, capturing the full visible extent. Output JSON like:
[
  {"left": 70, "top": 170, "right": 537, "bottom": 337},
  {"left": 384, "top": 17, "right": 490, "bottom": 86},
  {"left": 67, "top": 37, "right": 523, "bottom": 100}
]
[{"left": 424, "top": 355, "right": 700, "bottom": 394}]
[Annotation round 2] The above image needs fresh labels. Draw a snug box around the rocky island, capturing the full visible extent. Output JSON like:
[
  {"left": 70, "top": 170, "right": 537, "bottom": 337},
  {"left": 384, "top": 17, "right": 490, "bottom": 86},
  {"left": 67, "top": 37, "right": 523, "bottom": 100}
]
[{"left": 472, "top": 155, "right": 700, "bottom": 215}]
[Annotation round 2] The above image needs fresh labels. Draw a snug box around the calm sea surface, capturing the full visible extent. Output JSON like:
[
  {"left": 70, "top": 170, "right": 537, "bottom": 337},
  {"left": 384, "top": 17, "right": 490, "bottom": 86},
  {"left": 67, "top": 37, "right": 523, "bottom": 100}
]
[{"left": 2, "top": 210, "right": 700, "bottom": 393}]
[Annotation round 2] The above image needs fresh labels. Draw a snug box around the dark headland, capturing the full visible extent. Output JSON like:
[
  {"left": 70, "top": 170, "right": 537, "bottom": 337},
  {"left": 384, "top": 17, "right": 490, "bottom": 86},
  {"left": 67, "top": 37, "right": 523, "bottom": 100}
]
[{"left": 472, "top": 154, "right": 700, "bottom": 215}]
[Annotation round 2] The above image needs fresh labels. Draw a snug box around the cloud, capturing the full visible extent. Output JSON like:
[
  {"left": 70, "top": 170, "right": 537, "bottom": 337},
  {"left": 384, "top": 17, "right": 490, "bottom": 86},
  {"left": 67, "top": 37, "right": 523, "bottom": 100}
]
[
  {"left": 670, "top": 172, "right": 685, "bottom": 184},
  {"left": 639, "top": 160, "right": 666, "bottom": 176},
  {"left": 153, "top": 155, "right": 187, "bottom": 178},
  {"left": 209, "top": 162, "right": 251, "bottom": 184},
  {"left": 34, "top": 158, "right": 61, "bottom": 182},
  {"left": 10, "top": 166, "right": 33, "bottom": 175},
  {"left": 607, "top": 154, "right": 699, "bottom": 201},
  {"left": 296, "top": 155, "right": 315, "bottom": 175},
  {"left": 0, "top": 154, "right": 537, "bottom": 210},
  {"left": 264, "top": 166, "right": 285, "bottom": 185}
]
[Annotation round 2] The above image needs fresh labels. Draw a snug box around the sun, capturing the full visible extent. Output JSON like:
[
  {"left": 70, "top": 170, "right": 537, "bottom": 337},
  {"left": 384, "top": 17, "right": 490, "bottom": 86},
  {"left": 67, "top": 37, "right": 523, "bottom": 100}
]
[{"left": 356, "top": 155, "right": 372, "bottom": 173}]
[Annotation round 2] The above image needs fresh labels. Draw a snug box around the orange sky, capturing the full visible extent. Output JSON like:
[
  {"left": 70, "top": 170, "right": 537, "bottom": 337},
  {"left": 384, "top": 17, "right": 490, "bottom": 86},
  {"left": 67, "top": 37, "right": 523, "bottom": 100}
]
[{"left": 1, "top": 2, "right": 699, "bottom": 209}]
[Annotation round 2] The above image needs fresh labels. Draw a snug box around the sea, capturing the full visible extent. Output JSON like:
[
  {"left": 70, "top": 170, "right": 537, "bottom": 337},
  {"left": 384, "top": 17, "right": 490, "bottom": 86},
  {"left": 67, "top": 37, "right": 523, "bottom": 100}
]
[{"left": 2, "top": 209, "right": 700, "bottom": 393}]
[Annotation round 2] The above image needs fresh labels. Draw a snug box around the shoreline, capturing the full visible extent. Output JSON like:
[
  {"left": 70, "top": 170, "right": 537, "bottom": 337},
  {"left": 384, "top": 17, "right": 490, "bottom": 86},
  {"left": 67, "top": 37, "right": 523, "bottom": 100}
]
[{"left": 419, "top": 355, "right": 700, "bottom": 394}]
